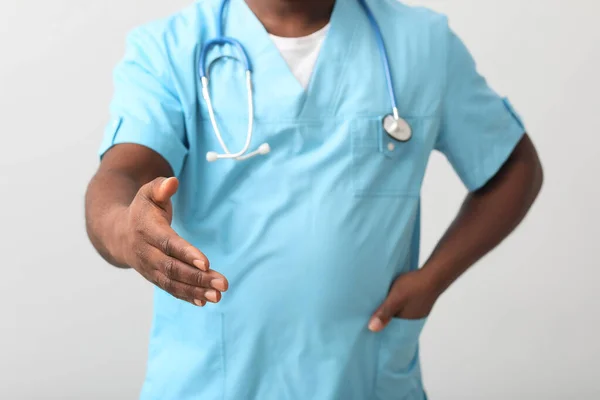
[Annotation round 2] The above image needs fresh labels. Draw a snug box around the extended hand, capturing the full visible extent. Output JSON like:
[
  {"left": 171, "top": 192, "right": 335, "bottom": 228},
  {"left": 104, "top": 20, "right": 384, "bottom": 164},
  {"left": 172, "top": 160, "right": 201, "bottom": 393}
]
[
  {"left": 119, "top": 177, "right": 228, "bottom": 307},
  {"left": 368, "top": 269, "right": 440, "bottom": 332}
]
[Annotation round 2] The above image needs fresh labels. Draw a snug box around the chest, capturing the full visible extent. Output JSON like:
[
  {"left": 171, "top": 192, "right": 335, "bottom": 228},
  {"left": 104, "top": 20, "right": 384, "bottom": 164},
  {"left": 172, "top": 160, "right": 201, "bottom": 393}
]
[{"left": 172, "top": 10, "right": 445, "bottom": 215}]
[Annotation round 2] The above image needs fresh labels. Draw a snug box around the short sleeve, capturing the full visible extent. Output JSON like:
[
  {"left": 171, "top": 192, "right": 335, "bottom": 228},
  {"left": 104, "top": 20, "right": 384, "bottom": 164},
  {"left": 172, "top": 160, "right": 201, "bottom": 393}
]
[
  {"left": 99, "top": 27, "right": 188, "bottom": 176},
  {"left": 435, "top": 21, "right": 526, "bottom": 192}
]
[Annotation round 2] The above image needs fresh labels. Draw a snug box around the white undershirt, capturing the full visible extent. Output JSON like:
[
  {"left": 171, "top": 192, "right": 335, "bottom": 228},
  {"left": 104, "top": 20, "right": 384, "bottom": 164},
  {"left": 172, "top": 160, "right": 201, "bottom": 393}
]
[{"left": 269, "top": 24, "right": 330, "bottom": 90}]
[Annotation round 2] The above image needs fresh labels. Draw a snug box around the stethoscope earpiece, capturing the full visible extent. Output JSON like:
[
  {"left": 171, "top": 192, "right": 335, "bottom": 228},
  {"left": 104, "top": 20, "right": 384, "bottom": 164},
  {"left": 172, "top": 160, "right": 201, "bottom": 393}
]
[
  {"left": 206, "top": 142, "right": 271, "bottom": 162},
  {"left": 206, "top": 152, "right": 219, "bottom": 162},
  {"left": 258, "top": 143, "right": 271, "bottom": 155}
]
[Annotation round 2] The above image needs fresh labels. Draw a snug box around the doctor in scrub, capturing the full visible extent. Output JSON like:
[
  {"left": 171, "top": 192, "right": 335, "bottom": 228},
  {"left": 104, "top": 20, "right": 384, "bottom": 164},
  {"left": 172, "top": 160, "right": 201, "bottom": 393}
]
[{"left": 85, "top": 0, "right": 543, "bottom": 398}]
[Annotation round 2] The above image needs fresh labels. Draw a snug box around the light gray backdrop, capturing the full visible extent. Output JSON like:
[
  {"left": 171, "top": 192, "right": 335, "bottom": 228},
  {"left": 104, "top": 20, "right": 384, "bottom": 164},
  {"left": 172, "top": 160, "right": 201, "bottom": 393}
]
[{"left": 1, "top": 0, "right": 598, "bottom": 399}]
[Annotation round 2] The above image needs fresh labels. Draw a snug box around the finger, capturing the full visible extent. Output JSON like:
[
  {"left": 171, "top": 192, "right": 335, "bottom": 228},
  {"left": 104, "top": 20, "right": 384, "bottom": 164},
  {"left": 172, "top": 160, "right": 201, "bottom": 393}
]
[
  {"left": 144, "top": 225, "right": 211, "bottom": 273},
  {"left": 142, "top": 177, "right": 179, "bottom": 209},
  {"left": 153, "top": 271, "right": 222, "bottom": 305},
  {"left": 148, "top": 247, "right": 228, "bottom": 291},
  {"left": 153, "top": 176, "right": 179, "bottom": 205},
  {"left": 368, "top": 292, "right": 405, "bottom": 332}
]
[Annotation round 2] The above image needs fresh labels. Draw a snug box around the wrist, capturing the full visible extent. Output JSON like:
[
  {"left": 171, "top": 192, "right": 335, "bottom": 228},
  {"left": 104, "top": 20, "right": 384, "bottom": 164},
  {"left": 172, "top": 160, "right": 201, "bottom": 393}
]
[
  {"left": 105, "top": 205, "right": 132, "bottom": 267},
  {"left": 419, "top": 262, "right": 452, "bottom": 297}
]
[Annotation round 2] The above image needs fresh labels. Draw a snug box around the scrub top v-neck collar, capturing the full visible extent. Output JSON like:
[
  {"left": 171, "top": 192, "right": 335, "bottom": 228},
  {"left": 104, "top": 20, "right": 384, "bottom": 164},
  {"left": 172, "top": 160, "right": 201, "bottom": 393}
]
[{"left": 223, "top": 0, "right": 362, "bottom": 120}]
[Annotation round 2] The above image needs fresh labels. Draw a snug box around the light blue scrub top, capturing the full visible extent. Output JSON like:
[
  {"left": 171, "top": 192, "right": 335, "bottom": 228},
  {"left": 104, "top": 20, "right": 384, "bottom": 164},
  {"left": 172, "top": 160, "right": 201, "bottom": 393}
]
[{"left": 99, "top": 0, "right": 525, "bottom": 398}]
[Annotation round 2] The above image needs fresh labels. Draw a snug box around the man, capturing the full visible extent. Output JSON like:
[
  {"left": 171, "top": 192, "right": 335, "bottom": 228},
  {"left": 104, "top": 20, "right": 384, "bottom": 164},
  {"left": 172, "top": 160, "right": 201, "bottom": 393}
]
[{"left": 85, "top": 0, "right": 543, "bottom": 398}]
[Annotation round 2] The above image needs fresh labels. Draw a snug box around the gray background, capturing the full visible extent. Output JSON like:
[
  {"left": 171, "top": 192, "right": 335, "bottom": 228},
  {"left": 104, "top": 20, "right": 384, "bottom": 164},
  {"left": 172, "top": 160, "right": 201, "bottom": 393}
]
[{"left": 1, "top": 0, "right": 598, "bottom": 399}]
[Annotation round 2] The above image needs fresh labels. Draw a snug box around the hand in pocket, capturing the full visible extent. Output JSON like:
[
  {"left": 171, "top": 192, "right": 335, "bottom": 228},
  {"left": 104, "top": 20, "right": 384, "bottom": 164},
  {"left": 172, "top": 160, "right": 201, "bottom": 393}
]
[{"left": 368, "top": 269, "right": 440, "bottom": 332}]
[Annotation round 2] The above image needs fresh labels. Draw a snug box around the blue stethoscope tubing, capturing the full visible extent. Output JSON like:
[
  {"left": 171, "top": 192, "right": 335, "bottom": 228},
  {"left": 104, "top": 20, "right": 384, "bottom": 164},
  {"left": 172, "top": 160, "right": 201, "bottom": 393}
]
[{"left": 199, "top": 0, "right": 412, "bottom": 162}]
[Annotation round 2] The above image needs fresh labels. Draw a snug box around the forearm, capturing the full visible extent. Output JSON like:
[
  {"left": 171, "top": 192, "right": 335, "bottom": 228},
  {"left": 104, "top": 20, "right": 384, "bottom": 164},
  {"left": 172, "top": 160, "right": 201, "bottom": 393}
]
[{"left": 422, "top": 135, "right": 543, "bottom": 294}]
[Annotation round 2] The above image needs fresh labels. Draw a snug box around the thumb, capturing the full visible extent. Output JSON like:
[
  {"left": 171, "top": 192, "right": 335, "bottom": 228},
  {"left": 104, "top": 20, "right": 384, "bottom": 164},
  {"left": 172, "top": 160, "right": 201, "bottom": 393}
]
[
  {"left": 146, "top": 177, "right": 179, "bottom": 208},
  {"left": 368, "top": 293, "right": 403, "bottom": 333}
]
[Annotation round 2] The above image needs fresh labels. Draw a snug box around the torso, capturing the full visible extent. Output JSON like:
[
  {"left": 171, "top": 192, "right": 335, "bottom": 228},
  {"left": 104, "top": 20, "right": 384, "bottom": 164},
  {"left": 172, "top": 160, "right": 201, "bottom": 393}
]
[{"left": 139, "top": 0, "right": 447, "bottom": 398}]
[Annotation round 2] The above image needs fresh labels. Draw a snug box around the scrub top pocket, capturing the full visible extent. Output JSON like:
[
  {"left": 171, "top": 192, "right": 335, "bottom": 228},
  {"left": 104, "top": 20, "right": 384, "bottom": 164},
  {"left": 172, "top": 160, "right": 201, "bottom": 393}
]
[
  {"left": 351, "top": 116, "right": 434, "bottom": 197},
  {"left": 375, "top": 317, "right": 427, "bottom": 400}
]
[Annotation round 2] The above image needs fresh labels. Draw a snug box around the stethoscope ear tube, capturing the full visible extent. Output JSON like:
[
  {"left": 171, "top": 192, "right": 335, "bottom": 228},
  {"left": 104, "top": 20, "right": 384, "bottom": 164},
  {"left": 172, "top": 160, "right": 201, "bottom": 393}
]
[{"left": 202, "top": 70, "right": 270, "bottom": 162}]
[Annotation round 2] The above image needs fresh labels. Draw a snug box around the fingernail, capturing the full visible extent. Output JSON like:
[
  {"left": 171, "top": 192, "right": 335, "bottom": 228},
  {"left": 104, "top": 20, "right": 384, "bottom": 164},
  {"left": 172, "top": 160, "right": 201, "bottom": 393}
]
[
  {"left": 211, "top": 279, "right": 227, "bottom": 292},
  {"left": 160, "top": 178, "right": 169, "bottom": 190},
  {"left": 368, "top": 317, "right": 384, "bottom": 332},
  {"left": 193, "top": 259, "right": 208, "bottom": 271},
  {"left": 205, "top": 290, "right": 219, "bottom": 303},
  {"left": 194, "top": 299, "right": 206, "bottom": 307}
]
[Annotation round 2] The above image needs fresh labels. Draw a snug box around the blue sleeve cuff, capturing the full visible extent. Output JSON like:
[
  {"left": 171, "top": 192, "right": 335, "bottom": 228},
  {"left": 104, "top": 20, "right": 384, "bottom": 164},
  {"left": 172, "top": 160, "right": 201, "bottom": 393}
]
[
  {"left": 464, "top": 98, "right": 526, "bottom": 192},
  {"left": 98, "top": 116, "right": 188, "bottom": 177}
]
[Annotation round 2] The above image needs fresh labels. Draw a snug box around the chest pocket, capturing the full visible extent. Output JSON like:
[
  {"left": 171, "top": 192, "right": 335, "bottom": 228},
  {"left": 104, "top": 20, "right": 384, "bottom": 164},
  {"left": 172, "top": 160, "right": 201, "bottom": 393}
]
[{"left": 351, "top": 116, "right": 435, "bottom": 197}]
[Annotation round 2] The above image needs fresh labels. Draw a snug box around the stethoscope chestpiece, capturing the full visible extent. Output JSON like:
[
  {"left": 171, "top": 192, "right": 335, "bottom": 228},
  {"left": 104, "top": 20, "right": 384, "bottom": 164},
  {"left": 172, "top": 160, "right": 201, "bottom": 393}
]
[{"left": 382, "top": 114, "right": 412, "bottom": 142}]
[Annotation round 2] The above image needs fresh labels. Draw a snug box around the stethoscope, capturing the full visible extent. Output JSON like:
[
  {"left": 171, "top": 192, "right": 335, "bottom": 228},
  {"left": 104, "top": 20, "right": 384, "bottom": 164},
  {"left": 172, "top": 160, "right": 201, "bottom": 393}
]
[{"left": 199, "top": 0, "right": 412, "bottom": 162}]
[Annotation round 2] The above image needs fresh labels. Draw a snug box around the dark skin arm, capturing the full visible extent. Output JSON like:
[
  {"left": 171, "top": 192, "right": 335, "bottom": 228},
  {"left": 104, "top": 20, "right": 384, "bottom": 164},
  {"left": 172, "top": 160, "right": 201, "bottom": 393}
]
[
  {"left": 369, "top": 134, "right": 543, "bottom": 331},
  {"left": 85, "top": 144, "right": 228, "bottom": 307}
]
